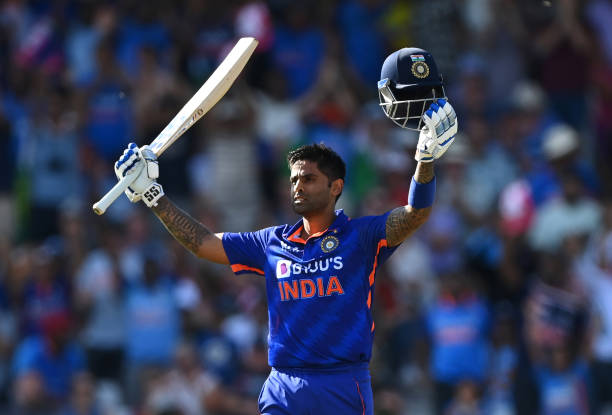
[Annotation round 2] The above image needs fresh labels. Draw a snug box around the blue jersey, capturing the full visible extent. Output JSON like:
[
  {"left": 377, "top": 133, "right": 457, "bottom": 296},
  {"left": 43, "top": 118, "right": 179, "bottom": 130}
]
[{"left": 222, "top": 210, "right": 397, "bottom": 368}]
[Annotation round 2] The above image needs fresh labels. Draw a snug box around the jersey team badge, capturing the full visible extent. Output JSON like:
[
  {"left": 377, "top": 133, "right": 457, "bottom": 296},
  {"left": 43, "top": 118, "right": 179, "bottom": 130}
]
[{"left": 321, "top": 235, "right": 339, "bottom": 253}]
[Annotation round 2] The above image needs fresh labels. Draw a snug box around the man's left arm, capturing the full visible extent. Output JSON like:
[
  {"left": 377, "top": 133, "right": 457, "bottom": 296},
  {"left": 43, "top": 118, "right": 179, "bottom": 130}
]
[
  {"left": 386, "top": 162, "right": 434, "bottom": 247},
  {"left": 385, "top": 99, "right": 458, "bottom": 247}
]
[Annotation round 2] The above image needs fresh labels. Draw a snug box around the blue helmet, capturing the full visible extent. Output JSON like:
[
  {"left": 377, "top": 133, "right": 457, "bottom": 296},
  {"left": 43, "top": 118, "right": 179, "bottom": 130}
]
[{"left": 378, "top": 47, "right": 446, "bottom": 130}]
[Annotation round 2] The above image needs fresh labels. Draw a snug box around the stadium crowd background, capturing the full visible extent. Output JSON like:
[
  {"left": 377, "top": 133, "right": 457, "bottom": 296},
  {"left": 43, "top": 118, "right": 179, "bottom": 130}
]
[{"left": 1, "top": 0, "right": 612, "bottom": 414}]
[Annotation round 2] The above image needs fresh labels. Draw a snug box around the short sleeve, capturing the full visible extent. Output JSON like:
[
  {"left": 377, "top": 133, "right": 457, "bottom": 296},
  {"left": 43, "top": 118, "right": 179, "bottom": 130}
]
[
  {"left": 353, "top": 211, "right": 398, "bottom": 266},
  {"left": 222, "top": 227, "right": 275, "bottom": 276}
]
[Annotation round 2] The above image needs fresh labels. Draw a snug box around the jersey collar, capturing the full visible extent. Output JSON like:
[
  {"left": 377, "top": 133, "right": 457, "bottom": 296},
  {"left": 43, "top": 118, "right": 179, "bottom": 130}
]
[{"left": 284, "top": 210, "right": 349, "bottom": 244}]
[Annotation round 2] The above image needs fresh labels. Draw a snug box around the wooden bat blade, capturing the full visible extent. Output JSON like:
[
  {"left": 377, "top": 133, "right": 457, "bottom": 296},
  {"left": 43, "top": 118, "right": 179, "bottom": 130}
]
[{"left": 92, "top": 37, "right": 258, "bottom": 215}]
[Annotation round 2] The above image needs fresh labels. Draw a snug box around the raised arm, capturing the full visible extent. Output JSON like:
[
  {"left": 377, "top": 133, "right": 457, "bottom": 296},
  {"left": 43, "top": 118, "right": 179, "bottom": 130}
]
[
  {"left": 386, "top": 162, "right": 434, "bottom": 247},
  {"left": 151, "top": 197, "right": 229, "bottom": 264},
  {"left": 112, "top": 143, "right": 229, "bottom": 264},
  {"left": 385, "top": 99, "right": 458, "bottom": 247}
]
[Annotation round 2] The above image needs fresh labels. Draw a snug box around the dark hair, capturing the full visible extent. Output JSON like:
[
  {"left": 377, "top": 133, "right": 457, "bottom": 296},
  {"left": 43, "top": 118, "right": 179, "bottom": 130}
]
[{"left": 287, "top": 143, "right": 346, "bottom": 183}]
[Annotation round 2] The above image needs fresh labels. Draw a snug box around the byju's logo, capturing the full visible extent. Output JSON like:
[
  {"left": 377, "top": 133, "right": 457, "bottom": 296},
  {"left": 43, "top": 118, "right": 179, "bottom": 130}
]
[
  {"left": 275, "top": 257, "right": 343, "bottom": 280},
  {"left": 276, "top": 259, "right": 292, "bottom": 279}
]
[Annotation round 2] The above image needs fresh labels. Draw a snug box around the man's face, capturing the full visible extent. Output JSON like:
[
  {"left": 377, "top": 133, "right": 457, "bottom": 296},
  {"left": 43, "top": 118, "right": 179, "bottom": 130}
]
[{"left": 290, "top": 160, "right": 340, "bottom": 216}]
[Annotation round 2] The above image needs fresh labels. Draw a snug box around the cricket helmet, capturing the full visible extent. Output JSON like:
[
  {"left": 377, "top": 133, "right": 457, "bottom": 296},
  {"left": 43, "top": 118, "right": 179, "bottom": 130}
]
[{"left": 378, "top": 47, "right": 446, "bottom": 130}]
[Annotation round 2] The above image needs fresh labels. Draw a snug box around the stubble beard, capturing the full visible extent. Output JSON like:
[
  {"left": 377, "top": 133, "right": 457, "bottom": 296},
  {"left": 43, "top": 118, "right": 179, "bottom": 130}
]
[{"left": 291, "top": 197, "right": 328, "bottom": 217}]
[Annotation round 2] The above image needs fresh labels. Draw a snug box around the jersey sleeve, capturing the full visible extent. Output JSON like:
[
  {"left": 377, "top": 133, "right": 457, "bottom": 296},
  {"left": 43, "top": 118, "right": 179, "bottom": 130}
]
[
  {"left": 222, "top": 227, "right": 275, "bottom": 276},
  {"left": 354, "top": 211, "right": 399, "bottom": 266}
]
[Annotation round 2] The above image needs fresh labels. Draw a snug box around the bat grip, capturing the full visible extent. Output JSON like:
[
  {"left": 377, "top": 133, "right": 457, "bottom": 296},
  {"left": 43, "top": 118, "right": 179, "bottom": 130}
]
[{"left": 92, "top": 171, "right": 139, "bottom": 215}]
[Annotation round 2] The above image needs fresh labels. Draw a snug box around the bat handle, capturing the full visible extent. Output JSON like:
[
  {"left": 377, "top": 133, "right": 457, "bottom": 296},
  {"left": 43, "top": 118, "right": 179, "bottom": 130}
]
[{"left": 92, "top": 172, "right": 138, "bottom": 215}]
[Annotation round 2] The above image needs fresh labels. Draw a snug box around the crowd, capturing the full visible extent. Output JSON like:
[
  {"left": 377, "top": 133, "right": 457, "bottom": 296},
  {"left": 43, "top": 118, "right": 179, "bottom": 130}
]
[{"left": 1, "top": 0, "right": 612, "bottom": 414}]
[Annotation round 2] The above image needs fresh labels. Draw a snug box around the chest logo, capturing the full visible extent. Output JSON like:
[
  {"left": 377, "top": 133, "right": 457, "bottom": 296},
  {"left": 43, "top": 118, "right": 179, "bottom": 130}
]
[
  {"left": 276, "top": 259, "right": 292, "bottom": 279},
  {"left": 321, "top": 235, "right": 340, "bottom": 253}
]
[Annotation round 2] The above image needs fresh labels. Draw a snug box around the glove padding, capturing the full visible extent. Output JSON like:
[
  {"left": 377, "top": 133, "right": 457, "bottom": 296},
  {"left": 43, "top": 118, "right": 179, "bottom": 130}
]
[
  {"left": 415, "top": 99, "right": 458, "bottom": 163},
  {"left": 114, "top": 142, "right": 164, "bottom": 207}
]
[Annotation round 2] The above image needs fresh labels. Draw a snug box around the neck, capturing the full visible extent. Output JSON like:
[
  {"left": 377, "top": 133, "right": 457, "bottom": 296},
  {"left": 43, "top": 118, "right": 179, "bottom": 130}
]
[{"left": 302, "top": 209, "right": 336, "bottom": 237}]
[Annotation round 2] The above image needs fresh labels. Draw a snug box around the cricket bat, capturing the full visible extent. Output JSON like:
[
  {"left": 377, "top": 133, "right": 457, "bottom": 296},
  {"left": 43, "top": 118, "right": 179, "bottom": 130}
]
[{"left": 92, "top": 37, "right": 259, "bottom": 215}]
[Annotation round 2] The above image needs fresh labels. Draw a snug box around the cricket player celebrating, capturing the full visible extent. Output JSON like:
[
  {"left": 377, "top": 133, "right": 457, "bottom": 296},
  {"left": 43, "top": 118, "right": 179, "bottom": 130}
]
[{"left": 113, "top": 47, "right": 457, "bottom": 414}]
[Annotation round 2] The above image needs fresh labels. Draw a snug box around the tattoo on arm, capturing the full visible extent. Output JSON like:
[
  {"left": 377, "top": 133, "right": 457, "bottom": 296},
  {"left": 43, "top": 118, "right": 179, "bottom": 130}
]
[
  {"left": 151, "top": 197, "right": 213, "bottom": 254},
  {"left": 385, "top": 162, "right": 434, "bottom": 247},
  {"left": 414, "top": 161, "right": 434, "bottom": 184},
  {"left": 385, "top": 205, "right": 432, "bottom": 247}
]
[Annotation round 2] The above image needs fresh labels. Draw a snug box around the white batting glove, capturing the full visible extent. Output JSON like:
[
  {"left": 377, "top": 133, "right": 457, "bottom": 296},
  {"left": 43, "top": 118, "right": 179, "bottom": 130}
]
[
  {"left": 114, "top": 143, "right": 164, "bottom": 207},
  {"left": 415, "top": 99, "right": 458, "bottom": 163}
]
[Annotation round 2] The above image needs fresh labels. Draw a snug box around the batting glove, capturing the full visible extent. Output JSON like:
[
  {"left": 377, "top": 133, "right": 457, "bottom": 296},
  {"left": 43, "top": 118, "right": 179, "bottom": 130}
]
[
  {"left": 114, "top": 143, "right": 164, "bottom": 207},
  {"left": 415, "top": 99, "right": 458, "bottom": 163}
]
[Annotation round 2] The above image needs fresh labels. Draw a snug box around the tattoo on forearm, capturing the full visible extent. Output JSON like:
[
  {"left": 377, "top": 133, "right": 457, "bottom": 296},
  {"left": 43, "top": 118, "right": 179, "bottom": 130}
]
[
  {"left": 385, "top": 162, "right": 434, "bottom": 246},
  {"left": 414, "top": 162, "right": 434, "bottom": 184},
  {"left": 386, "top": 206, "right": 432, "bottom": 247},
  {"left": 152, "top": 197, "right": 212, "bottom": 254}
]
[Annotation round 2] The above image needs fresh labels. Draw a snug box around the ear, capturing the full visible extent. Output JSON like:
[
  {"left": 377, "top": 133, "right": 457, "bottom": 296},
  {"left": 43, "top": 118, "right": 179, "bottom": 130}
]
[{"left": 330, "top": 178, "right": 343, "bottom": 198}]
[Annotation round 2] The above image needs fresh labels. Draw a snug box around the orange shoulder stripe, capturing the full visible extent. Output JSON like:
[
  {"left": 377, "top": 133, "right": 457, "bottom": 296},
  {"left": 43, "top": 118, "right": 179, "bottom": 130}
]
[{"left": 231, "top": 264, "right": 265, "bottom": 275}]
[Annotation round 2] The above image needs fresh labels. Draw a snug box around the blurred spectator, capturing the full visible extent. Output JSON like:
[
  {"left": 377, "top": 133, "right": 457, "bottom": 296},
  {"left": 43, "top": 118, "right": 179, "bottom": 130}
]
[
  {"left": 449, "top": 54, "right": 491, "bottom": 124},
  {"left": 438, "top": 116, "right": 517, "bottom": 225},
  {"left": 24, "top": 84, "right": 82, "bottom": 241},
  {"left": 509, "top": 80, "right": 559, "bottom": 173},
  {"left": 20, "top": 244, "right": 71, "bottom": 337},
  {"left": 124, "top": 256, "right": 179, "bottom": 404},
  {"left": 585, "top": 0, "right": 612, "bottom": 198},
  {"left": 115, "top": 2, "right": 170, "bottom": 80},
  {"left": 131, "top": 45, "right": 190, "bottom": 139},
  {"left": 57, "top": 199, "right": 88, "bottom": 278},
  {"left": 421, "top": 204, "right": 464, "bottom": 277},
  {"left": 465, "top": 1, "right": 526, "bottom": 105},
  {"left": 533, "top": 343, "right": 591, "bottom": 415},
  {"left": 425, "top": 272, "right": 490, "bottom": 415},
  {"left": 539, "top": 124, "right": 601, "bottom": 198},
  {"left": 525, "top": 0, "right": 594, "bottom": 131},
  {"left": 528, "top": 170, "right": 601, "bottom": 253},
  {"left": 387, "top": 234, "right": 436, "bottom": 308},
  {"left": 444, "top": 379, "right": 485, "bottom": 415},
  {"left": 82, "top": 38, "right": 133, "bottom": 164},
  {"left": 60, "top": 372, "right": 100, "bottom": 415},
  {"left": 378, "top": 274, "right": 429, "bottom": 392},
  {"left": 74, "top": 224, "right": 125, "bottom": 385},
  {"left": 336, "top": 0, "right": 389, "bottom": 89},
  {"left": 203, "top": 92, "right": 262, "bottom": 231},
  {"left": 65, "top": 4, "right": 118, "bottom": 87},
  {"left": 13, "top": 4, "right": 65, "bottom": 77},
  {"left": 575, "top": 201, "right": 612, "bottom": 414},
  {"left": 524, "top": 252, "right": 589, "bottom": 366},
  {"left": 250, "top": 67, "right": 303, "bottom": 151},
  {"left": 271, "top": 3, "right": 325, "bottom": 98},
  {"left": 483, "top": 303, "right": 519, "bottom": 415},
  {"left": 145, "top": 341, "right": 256, "bottom": 415},
  {"left": 12, "top": 313, "right": 86, "bottom": 412}
]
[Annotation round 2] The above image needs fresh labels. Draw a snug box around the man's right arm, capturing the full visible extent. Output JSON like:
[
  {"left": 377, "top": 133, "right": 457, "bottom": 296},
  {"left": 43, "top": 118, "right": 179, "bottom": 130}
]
[{"left": 151, "top": 196, "right": 229, "bottom": 265}]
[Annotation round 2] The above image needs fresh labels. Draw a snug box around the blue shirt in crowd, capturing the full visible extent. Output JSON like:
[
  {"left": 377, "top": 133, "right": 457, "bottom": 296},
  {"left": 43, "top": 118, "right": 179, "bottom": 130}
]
[{"left": 426, "top": 295, "right": 490, "bottom": 383}]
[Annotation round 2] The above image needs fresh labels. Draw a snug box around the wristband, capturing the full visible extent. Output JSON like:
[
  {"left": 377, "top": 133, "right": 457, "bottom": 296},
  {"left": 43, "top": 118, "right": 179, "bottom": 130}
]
[{"left": 408, "top": 176, "right": 435, "bottom": 209}]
